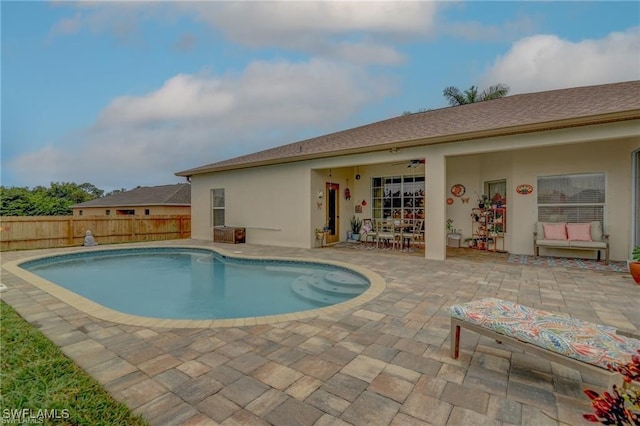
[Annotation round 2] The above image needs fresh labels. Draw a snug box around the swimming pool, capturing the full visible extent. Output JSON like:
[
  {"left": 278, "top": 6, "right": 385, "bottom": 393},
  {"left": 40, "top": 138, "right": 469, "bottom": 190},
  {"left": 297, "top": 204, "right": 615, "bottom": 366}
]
[{"left": 17, "top": 247, "right": 380, "bottom": 324}]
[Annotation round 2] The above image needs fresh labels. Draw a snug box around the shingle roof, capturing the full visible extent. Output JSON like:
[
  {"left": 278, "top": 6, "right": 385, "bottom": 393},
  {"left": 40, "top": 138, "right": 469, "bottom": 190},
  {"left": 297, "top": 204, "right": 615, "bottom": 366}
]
[
  {"left": 73, "top": 184, "right": 191, "bottom": 208},
  {"left": 176, "top": 80, "right": 640, "bottom": 176}
]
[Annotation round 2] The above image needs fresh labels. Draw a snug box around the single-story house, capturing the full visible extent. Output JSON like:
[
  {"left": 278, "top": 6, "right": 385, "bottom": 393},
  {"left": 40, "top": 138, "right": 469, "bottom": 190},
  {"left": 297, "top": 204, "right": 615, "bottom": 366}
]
[
  {"left": 176, "top": 81, "right": 640, "bottom": 261},
  {"left": 72, "top": 184, "right": 191, "bottom": 217}
]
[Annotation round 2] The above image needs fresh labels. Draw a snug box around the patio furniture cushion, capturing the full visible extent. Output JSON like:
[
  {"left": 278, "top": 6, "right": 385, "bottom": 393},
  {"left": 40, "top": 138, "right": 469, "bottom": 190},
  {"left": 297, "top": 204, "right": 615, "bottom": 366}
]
[
  {"left": 543, "top": 223, "right": 567, "bottom": 240},
  {"left": 566, "top": 222, "right": 592, "bottom": 241},
  {"left": 449, "top": 298, "right": 640, "bottom": 370}
]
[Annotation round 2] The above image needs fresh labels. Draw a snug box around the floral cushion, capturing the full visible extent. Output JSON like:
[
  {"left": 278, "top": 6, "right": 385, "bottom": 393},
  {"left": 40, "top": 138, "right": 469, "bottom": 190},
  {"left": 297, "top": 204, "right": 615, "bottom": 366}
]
[{"left": 449, "top": 298, "right": 640, "bottom": 370}]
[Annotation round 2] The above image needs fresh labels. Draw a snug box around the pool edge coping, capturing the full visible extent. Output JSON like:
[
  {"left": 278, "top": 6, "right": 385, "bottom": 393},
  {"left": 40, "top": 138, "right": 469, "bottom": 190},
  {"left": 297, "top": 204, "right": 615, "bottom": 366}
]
[{"left": 2, "top": 244, "right": 387, "bottom": 328}]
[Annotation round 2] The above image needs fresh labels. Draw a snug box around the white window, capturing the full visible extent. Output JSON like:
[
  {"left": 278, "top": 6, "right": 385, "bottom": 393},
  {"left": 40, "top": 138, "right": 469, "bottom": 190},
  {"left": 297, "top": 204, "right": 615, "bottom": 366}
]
[
  {"left": 485, "top": 179, "right": 507, "bottom": 206},
  {"left": 211, "top": 188, "right": 225, "bottom": 227},
  {"left": 537, "top": 173, "right": 605, "bottom": 224},
  {"left": 371, "top": 175, "right": 424, "bottom": 221}
]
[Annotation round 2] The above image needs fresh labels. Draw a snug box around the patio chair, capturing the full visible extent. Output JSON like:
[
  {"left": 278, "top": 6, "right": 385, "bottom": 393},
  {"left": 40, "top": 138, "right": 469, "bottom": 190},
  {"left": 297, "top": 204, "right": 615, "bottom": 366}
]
[
  {"left": 410, "top": 219, "right": 425, "bottom": 247},
  {"left": 361, "top": 219, "right": 377, "bottom": 247},
  {"left": 402, "top": 219, "right": 424, "bottom": 249},
  {"left": 375, "top": 219, "right": 399, "bottom": 250}
]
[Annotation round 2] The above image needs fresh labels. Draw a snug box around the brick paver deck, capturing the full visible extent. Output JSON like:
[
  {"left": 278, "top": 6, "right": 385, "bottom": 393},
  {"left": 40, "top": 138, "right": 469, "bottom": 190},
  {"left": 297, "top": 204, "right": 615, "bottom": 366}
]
[{"left": 1, "top": 239, "right": 639, "bottom": 425}]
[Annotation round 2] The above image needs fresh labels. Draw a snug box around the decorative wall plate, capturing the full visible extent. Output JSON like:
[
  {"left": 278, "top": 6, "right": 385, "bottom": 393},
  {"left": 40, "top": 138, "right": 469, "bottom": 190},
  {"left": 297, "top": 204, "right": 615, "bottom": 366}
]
[
  {"left": 446, "top": 197, "right": 454, "bottom": 205},
  {"left": 516, "top": 184, "right": 534, "bottom": 195},
  {"left": 450, "top": 184, "right": 465, "bottom": 197}
]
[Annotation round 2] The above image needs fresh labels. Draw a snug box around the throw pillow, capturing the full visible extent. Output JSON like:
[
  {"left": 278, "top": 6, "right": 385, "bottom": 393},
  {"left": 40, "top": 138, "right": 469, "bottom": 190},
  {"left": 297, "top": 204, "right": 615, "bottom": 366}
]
[
  {"left": 567, "top": 223, "right": 592, "bottom": 241},
  {"left": 543, "top": 223, "right": 567, "bottom": 240}
]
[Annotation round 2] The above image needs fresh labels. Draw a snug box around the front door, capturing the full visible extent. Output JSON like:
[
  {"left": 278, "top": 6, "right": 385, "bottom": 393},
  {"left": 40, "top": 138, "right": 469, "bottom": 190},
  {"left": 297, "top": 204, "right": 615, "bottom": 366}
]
[{"left": 326, "top": 182, "right": 339, "bottom": 244}]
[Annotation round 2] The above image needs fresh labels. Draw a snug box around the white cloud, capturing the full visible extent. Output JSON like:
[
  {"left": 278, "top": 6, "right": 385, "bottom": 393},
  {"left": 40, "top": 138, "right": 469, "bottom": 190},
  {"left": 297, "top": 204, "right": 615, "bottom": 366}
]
[
  {"left": 47, "top": 2, "right": 172, "bottom": 45},
  {"left": 481, "top": 27, "right": 640, "bottom": 94},
  {"left": 97, "top": 74, "right": 236, "bottom": 126},
  {"left": 183, "top": 2, "right": 438, "bottom": 64},
  {"left": 185, "top": 2, "right": 438, "bottom": 41},
  {"left": 7, "top": 58, "right": 395, "bottom": 190},
  {"left": 49, "top": 2, "right": 439, "bottom": 65},
  {"left": 98, "top": 58, "right": 393, "bottom": 129}
]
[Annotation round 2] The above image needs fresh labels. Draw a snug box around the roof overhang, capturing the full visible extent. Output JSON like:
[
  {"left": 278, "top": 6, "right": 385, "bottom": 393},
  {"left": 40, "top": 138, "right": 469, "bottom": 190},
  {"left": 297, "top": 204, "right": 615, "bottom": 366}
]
[{"left": 175, "top": 110, "right": 640, "bottom": 177}]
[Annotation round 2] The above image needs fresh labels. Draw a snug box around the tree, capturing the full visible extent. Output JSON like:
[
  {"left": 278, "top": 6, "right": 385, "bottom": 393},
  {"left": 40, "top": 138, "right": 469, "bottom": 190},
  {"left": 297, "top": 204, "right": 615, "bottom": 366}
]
[
  {"left": 442, "top": 84, "right": 510, "bottom": 106},
  {"left": 0, "top": 182, "right": 104, "bottom": 216},
  {"left": 0, "top": 187, "right": 32, "bottom": 216},
  {"left": 105, "top": 188, "right": 128, "bottom": 197}
]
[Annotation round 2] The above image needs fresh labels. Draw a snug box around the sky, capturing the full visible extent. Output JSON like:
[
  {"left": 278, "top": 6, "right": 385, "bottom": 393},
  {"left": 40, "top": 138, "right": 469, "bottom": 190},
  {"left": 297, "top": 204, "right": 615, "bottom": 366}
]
[{"left": 2, "top": 1, "right": 639, "bottom": 192}]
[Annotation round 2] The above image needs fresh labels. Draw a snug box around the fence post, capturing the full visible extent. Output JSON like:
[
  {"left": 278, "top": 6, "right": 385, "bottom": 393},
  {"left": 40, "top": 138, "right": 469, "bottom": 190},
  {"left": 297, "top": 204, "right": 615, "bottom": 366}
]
[{"left": 68, "top": 217, "right": 74, "bottom": 246}]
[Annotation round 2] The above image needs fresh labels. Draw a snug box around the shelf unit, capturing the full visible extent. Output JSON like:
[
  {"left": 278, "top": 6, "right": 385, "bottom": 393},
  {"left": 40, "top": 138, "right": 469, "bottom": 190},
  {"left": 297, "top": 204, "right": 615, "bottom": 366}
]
[{"left": 470, "top": 207, "right": 506, "bottom": 252}]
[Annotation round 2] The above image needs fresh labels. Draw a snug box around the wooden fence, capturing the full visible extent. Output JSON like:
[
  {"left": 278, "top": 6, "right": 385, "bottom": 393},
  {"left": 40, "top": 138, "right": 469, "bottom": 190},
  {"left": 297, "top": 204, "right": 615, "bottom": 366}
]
[{"left": 0, "top": 215, "right": 191, "bottom": 251}]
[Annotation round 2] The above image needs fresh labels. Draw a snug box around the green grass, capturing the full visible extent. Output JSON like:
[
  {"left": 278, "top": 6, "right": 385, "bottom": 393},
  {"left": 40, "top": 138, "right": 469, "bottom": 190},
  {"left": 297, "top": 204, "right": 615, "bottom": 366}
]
[{"left": 0, "top": 301, "right": 148, "bottom": 425}]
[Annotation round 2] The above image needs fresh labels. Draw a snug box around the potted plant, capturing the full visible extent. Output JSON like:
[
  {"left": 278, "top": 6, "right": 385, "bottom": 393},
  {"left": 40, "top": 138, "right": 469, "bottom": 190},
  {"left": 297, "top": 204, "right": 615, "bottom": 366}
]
[
  {"left": 629, "top": 245, "right": 640, "bottom": 284},
  {"left": 350, "top": 216, "right": 363, "bottom": 241},
  {"left": 314, "top": 228, "right": 325, "bottom": 240},
  {"left": 476, "top": 193, "right": 490, "bottom": 209}
]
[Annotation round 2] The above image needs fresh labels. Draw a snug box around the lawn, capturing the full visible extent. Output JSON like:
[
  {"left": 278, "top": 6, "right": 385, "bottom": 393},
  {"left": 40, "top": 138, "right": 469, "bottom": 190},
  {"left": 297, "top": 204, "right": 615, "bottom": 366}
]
[{"left": 0, "top": 300, "right": 148, "bottom": 425}]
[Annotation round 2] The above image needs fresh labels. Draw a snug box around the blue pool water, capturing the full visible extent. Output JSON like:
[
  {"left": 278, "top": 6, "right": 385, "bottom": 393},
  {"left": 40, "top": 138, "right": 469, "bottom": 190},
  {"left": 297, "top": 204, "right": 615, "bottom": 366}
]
[{"left": 21, "top": 248, "right": 370, "bottom": 320}]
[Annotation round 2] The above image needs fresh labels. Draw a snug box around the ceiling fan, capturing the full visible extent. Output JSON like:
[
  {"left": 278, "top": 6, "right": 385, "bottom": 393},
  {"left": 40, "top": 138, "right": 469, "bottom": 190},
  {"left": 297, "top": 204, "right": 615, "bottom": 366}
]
[{"left": 392, "top": 159, "right": 425, "bottom": 168}]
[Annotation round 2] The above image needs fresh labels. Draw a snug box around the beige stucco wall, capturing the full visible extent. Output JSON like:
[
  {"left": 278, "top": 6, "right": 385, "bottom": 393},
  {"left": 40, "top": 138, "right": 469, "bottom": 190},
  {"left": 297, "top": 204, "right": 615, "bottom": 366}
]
[
  {"left": 191, "top": 151, "right": 426, "bottom": 248},
  {"left": 189, "top": 119, "right": 639, "bottom": 260},
  {"left": 443, "top": 136, "right": 639, "bottom": 261},
  {"left": 191, "top": 162, "right": 312, "bottom": 247},
  {"left": 73, "top": 205, "right": 190, "bottom": 217}
]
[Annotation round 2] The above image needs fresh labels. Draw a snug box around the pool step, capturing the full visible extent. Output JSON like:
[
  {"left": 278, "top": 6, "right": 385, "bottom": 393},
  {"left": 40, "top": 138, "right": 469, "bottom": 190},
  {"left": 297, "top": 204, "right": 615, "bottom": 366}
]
[
  {"left": 266, "top": 266, "right": 319, "bottom": 275},
  {"left": 309, "top": 278, "right": 366, "bottom": 295},
  {"left": 291, "top": 280, "right": 346, "bottom": 306},
  {"left": 323, "top": 271, "right": 368, "bottom": 287},
  {"left": 291, "top": 275, "right": 367, "bottom": 306}
]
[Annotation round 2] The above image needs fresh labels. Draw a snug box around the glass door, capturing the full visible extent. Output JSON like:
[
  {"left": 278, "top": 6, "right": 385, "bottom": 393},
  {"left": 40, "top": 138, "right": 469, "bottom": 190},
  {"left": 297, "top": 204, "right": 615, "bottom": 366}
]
[{"left": 326, "top": 182, "right": 340, "bottom": 244}]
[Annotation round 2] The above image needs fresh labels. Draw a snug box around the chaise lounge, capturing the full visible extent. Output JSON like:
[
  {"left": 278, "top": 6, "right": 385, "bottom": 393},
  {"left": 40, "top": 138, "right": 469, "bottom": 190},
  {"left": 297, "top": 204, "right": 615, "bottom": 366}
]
[{"left": 449, "top": 298, "right": 640, "bottom": 387}]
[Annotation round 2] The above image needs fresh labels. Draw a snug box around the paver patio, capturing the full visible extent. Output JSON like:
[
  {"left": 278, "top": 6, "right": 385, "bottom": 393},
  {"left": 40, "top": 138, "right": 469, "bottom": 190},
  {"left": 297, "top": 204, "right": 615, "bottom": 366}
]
[{"left": 1, "top": 239, "right": 639, "bottom": 425}]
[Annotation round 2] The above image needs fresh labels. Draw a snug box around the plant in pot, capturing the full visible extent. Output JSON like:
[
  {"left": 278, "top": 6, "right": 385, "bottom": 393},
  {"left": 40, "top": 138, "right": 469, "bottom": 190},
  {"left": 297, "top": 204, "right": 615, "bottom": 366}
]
[
  {"left": 350, "top": 216, "right": 363, "bottom": 241},
  {"left": 314, "top": 228, "right": 325, "bottom": 240},
  {"left": 629, "top": 245, "right": 640, "bottom": 284},
  {"left": 476, "top": 193, "right": 490, "bottom": 209}
]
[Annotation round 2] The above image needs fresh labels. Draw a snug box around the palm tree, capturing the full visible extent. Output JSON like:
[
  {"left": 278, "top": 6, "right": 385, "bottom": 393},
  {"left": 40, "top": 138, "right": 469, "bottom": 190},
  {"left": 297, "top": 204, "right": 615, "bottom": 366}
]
[{"left": 442, "top": 84, "right": 510, "bottom": 106}]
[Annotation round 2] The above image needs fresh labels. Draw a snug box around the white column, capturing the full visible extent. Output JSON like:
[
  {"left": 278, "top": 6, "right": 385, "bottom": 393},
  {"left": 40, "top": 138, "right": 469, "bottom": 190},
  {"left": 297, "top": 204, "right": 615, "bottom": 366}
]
[{"left": 425, "top": 152, "right": 447, "bottom": 260}]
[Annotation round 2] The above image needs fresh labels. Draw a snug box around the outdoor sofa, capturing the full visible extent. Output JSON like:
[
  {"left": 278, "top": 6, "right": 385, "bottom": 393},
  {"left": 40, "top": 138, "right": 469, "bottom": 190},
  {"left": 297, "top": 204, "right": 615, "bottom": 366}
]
[{"left": 533, "top": 221, "right": 609, "bottom": 262}]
